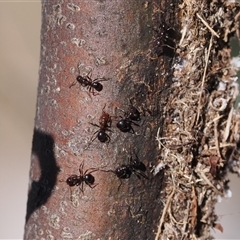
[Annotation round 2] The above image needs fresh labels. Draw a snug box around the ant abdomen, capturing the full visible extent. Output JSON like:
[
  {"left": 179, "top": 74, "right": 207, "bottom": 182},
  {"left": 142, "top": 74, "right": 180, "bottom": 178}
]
[
  {"left": 97, "top": 130, "right": 110, "bottom": 143},
  {"left": 66, "top": 175, "right": 80, "bottom": 187}
]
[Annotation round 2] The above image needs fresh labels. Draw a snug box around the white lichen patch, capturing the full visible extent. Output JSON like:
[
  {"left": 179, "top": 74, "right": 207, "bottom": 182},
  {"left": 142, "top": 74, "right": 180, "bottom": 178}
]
[
  {"left": 67, "top": 3, "right": 80, "bottom": 12},
  {"left": 61, "top": 227, "right": 73, "bottom": 239},
  {"left": 77, "top": 230, "right": 96, "bottom": 240},
  {"left": 71, "top": 38, "right": 86, "bottom": 48},
  {"left": 48, "top": 214, "right": 60, "bottom": 229}
]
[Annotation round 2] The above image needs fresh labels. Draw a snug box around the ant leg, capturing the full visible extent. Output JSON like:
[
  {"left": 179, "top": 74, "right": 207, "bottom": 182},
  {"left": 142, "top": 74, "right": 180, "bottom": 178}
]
[
  {"left": 132, "top": 151, "right": 141, "bottom": 164},
  {"left": 83, "top": 84, "right": 98, "bottom": 97},
  {"left": 89, "top": 86, "right": 99, "bottom": 96},
  {"left": 69, "top": 81, "right": 77, "bottom": 88},
  {"left": 89, "top": 123, "right": 101, "bottom": 134},
  {"left": 92, "top": 77, "right": 108, "bottom": 83},
  {"left": 79, "top": 181, "right": 84, "bottom": 193},
  {"left": 133, "top": 169, "right": 149, "bottom": 180},
  {"left": 85, "top": 168, "right": 99, "bottom": 175},
  {"left": 131, "top": 121, "right": 140, "bottom": 127},
  {"left": 128, "top": 155, "right": 133, "bottom": 165},
  {"left": 89, "top": 123, "right": 101, "bottom": 128},
  {"left": 129, "top": 125, "right": 135, "bottom": 134},
  {"left": 105, "top": 132, "right": 111, "bottom": 143},
  {"left": 162, "top": 43, "right": 175, "bottom": 49},
  {"left": 117, "top": 179, "right": 123, "bottom": 191},
  {"left": 86, "top": 69, "right": 93, "bottom": 79},
  {"left": 79, "top": 161, "right": 84, "bottom": 176},
  {"left": 86, "top": 182, "right": 99, "bottom": 189},
  {"left": 102, "top": 103, "right": 106, "bottom": 109}
]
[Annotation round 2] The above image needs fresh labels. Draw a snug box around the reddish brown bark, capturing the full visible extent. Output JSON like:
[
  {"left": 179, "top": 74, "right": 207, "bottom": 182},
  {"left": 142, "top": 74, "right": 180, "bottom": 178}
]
[
  {"left": 24, "top": 1, "right": 174, "bottom": 239},
  {"left": 24, "top": 0, "right": 240, "bottom": 239}
]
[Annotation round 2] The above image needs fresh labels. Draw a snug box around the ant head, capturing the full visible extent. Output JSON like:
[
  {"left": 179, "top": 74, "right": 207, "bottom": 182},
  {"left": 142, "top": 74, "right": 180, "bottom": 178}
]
[{"left": 92, "top": 82, "right": 103, "bottom": 92}]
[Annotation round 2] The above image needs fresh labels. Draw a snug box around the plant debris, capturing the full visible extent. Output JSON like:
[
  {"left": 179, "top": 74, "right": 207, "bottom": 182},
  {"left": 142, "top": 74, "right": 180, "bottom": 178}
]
[{"left": 154, "top": 0, "right": 240, "bottom": 239}]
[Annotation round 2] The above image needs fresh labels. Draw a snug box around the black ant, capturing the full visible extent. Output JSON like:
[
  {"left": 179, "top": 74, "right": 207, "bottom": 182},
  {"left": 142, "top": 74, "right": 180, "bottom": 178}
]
[
  {"left": 69, "top": 71, "right": 107, "bottom": 95},
  {"left": 103, "top": 154, "right": 148, "bottom": 190},
  {"left": 114, "top": 155, "right": 148, "bottom": 180},
  {"left": 66, "top": 162, "right": 98, "bottom": 192},
  {"left": 116, "top": 102, "right": 141, "bottom": 133},
  {"left": 90, "top": 105, "right": 112, "bottom": 143},
  {"left": 154, "top": 23, "right": 179, "bottom": 58}
]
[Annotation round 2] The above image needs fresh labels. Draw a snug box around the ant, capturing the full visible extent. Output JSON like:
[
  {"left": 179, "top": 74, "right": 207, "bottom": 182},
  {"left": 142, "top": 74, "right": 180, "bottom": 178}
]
[
  {"left": 114, "top": 155, "right": 148, "bottom": 180},
  {"left": 154, "top": 22, "right": 179, "bottom": 58},
  {"left": 66, "top": 161, "right": 98, "bottom": 193},
  {"left": 90, "top": 105, "right": 112, "bottom": 143},
  {"left": 116, "top": 101, "right": 141, "bottom": 133},
  {"left": 104, "top": 153, "right": 148, "bottom": 190},
  {"left": 69, "top": 70, "right": 107, "bottom": 95}
]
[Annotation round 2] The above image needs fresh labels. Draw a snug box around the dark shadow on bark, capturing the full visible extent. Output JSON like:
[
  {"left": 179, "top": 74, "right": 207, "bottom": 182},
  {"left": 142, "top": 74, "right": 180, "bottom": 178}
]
[{"left": 25, "top": 129, "right": 60, "bottom": 223}]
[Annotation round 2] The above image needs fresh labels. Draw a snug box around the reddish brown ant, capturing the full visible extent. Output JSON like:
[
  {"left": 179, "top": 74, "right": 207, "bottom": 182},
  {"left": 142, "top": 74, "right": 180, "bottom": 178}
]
[
  {"left": 66, "top": 161, "right": 98, "bottom": 193},
  {"left": 69, "top": 70, "right": 107, "bottom": 95},
  {"left": 90, "top": 104, "right": 112, "bottom": 143}
]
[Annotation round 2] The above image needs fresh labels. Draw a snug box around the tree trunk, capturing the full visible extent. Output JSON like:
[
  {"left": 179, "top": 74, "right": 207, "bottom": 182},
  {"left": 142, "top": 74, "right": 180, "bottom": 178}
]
[{"left": 24, "top": 0, "right": 240, "bottom": 239}]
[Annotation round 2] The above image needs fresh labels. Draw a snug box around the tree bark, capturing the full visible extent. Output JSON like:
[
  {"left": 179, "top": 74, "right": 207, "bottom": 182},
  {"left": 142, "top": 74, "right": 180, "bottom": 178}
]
[{"left": 24, "top": 0, "right": 240, "bottom": 239}]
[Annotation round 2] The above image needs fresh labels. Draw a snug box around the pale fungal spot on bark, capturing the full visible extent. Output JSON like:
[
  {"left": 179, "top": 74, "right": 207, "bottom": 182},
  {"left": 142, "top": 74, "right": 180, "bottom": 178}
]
[
  {"left": 50, "top": 99, "right": 58, "bottom": 108},
  {"left": 41, "top": 85, "right": 51, "bottom": 95},
  {"left": 61, "top": 227, "right": 73, "bottom": 239},
  {"left": 48, "top": 4, "right": 67, "bottom": 28},
  {"left": 52, "top": 4, "right": 62, "bottom": 14},
  {"left": 48, "top": 214, "right": 60, "bottom": 229},
  {"left": 67, "top": 3, "right": 80, "bottom": 12},
  {"left": 56, "top": 14, "right": 67, "bottom": 26},
  {"left": 77, "top": 230, "right": 96, "bottom": 240},
  {"left": 38, "top": 228, "right": 44, "bottom": 236},
  {"left": 41, "top": 205, "right": 50, "bottom": 215},
  {"left": 46, "top": 230, "right": 54, "bottom": 240},
  {"left": 86, "top": 114, "right": 95, "bottom": 120},
  {"left": 94, "top": 56, "right": 108, "bottom": 66},
  {"left": 60, "top": 41, "right": 67, "bottom": 46},
  {"left": 59, "top": 201, "right": 68, "bottom": 216},
  {"left": 71, "top": 193, "right": 80, "bottom": 207},
  {"left": 71, "top": 38, "right": 86, "bottom": 48},
  {"left": 62, "top": 129, "right": 69, "bottom": 136},
  {"left": 66, "top": 22, "right": 75, "bottom": 30},
  {"left": 32, "top": 211, "right": 39, "bottom": 221}
]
